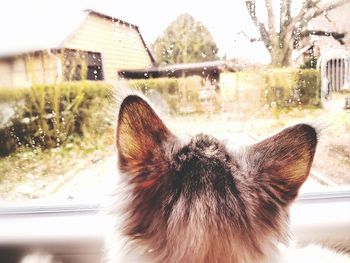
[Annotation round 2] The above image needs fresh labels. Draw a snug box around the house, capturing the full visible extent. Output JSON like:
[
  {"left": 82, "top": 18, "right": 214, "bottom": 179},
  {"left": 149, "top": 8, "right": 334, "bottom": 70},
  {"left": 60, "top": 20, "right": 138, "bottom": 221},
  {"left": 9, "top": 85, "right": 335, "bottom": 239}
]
[
  {"left": 290, "top": 2, "right": 350, "bottom": 100},
  {"left": 0, "top": 9, "right": 155, "bottom": 87},
  {"left": 291, "top": 1, "right": 350, "bottom": 66}
]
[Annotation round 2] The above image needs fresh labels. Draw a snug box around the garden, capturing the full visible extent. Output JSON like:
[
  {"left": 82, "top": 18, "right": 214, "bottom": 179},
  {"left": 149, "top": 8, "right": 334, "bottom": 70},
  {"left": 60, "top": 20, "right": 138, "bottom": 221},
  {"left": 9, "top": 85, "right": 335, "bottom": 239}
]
[{"left": 0, "top": 69, "right": 349, "bottom": 201}]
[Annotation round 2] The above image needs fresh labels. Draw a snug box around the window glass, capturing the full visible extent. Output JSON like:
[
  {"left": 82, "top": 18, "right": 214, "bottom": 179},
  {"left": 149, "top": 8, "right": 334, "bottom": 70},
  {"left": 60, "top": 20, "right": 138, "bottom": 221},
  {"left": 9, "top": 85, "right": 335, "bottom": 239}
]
[{"left": 0, "top": 0, "right": 349, "bottom": 204}]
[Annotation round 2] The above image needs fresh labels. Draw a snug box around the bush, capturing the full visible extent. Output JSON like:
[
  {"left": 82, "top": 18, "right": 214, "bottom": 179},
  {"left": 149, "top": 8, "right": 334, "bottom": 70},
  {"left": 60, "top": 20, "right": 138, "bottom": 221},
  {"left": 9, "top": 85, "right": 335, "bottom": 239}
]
[
  {"left": 0, "top": 81, "right": 113, "bottom": 156},
  {"left": 295, "top": 69, "right": 321, "bottom": 106},
  {"left": 264, "top": 68, "right": 320, "bottom": 108},
  {"left": 0, "top": 87, "right": 28, "bottom": 103},
  {"left": 220, "top": 68, "right": 321, "bottom": 111},
  {"left": 129, "top": 76, "right": 221, "bottom": 114}
]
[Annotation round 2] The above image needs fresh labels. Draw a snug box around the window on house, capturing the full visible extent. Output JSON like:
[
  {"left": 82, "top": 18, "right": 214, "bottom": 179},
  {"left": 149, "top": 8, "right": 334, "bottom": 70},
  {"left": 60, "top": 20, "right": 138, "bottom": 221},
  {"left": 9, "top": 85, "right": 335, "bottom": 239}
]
[
  {"left": 63, "top": 51, "right": 103, "bottom": 81},
  {"left": 87, "top": 52, "right": 104, "bottom": 81}
]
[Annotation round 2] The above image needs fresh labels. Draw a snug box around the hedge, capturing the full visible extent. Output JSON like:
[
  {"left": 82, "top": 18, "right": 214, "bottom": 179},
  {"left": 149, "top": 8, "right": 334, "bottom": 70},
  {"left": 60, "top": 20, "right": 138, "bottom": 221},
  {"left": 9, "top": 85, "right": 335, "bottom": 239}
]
[
  {"left": 129, "top": 69, "right": 321, "bottom": 116},
  {"left": 264, "top": 68, "right": 321, "bottom": 107},
  {"left": 129, "top": 76, "right": 221, "bottom": 114},
  {"left": 0, "top": 69, "right": 321, "bottom": 156},
  {"left": 0, "top": 81, "right": 113, "bottom": 156},
  {"left": 220, "top": 68, "right": 321, "bottom": 110}
]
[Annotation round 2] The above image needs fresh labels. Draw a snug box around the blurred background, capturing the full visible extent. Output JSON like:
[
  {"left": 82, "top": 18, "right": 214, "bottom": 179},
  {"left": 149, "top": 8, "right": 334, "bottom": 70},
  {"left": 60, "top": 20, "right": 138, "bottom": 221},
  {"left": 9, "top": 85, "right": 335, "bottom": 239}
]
[{"left": 0, "top": 0, "right": 349, "bottom": 203}]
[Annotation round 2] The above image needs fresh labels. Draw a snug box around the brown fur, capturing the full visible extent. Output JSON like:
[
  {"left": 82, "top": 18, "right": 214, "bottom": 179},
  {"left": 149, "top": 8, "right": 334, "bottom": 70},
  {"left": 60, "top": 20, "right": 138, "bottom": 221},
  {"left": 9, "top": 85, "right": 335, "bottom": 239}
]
[{"left": 110, "top": 95, "right": 319, "bottom": 263}]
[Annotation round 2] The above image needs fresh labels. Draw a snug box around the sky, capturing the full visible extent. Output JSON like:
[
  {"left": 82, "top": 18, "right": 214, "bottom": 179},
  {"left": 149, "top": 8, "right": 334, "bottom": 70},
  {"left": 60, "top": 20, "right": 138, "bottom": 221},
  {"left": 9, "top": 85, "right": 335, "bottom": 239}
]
[{"left": 0, "top": 0, "right": 274, "bottom": 63}]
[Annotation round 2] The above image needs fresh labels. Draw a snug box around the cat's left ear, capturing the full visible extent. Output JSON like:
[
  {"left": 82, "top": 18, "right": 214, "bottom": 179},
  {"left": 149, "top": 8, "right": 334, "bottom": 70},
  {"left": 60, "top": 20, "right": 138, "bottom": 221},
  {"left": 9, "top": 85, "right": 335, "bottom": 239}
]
[
  {"left": 116, "top": 95, "right": 174, "bottom": 180},
  {"left": 249, "top": 124, "right": 318, "bottom": 202}
]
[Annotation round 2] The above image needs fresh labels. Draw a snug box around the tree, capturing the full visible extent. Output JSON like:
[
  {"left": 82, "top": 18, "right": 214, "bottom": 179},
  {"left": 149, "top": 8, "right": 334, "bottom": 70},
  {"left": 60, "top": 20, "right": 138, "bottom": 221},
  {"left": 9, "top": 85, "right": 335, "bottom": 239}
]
[
  {"left": 244, "top": 0, "right": 348, "bottom": 66},
  {"left": 152, "top": 13, "right": 219, "bottom": 65}
]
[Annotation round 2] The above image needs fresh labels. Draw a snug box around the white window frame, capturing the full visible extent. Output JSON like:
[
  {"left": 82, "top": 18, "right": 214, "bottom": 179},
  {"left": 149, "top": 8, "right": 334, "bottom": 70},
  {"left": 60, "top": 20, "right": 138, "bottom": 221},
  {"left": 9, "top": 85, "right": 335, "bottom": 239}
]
[{"left": 0, "top": 190, "right": 349, "bottom": 262}]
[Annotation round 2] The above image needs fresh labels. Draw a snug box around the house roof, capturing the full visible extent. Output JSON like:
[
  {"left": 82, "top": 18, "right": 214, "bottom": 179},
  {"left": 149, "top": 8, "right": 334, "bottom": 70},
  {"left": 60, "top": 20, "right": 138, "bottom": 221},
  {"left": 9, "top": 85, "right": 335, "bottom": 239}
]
[
  {"left": 0, "top": 9, "right": 154, "bottom": 63},
  {"left": 308, "top": 2, "right": 350, "bottom": 35},
  {"left": 118, "top": 60, "right": 237, "bottom": 79},
  {"left": 307, "top": 2, "right": 350, "bottom": 51}
]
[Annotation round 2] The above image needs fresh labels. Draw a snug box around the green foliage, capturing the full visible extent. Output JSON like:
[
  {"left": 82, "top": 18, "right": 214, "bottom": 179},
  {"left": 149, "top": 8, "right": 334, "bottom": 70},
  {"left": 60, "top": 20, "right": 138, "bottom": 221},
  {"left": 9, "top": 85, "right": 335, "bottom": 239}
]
[
  {"left": 0, "top": 69, "right": 320, "bottom": 156},
  {"left": 129, "top": 68, "right": 320, "bottom": 117},
  {"left": 300, "top": 57, "right": 318, "bottom": 69},
  {"left": 0, "top": 87, "right": 28, "bottom": 103},
  {"left": 129, "top": 78, "right": 179, "bottom": 113},
  {"left": 129, "top": 76, "right": 220, "bottom": 114},
  {"left": 0, "top": 81, "right": 113, "bottom": 156},
  {"left": 220, "top": 68, "right": 321, "bottom": 111},
  {"left": 152, "top": 13, "right": 219, "bottom": 65},
  {"left": 264, "top": 68, "right": 321, "bottom": 108}
]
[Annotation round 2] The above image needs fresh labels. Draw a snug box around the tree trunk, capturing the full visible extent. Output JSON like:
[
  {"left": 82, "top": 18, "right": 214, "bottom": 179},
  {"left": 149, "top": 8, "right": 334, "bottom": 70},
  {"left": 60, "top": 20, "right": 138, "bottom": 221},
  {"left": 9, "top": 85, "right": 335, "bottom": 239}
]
[
  {"left": 269, "top": 32, "right": 293, "bottom": 67},
  {"left": 270, "top": 46, "right": 292, "bottom": 67},
  {"left": 245, "top": 0, "right": 347, "bottom": 67}
]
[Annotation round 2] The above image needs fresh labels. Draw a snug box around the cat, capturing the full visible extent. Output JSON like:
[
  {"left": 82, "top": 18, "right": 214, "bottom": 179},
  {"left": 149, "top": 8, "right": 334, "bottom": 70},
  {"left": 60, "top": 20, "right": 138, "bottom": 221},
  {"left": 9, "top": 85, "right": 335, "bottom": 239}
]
[{"left": 105, "top": 94, "right": 350, "bottom": 263}]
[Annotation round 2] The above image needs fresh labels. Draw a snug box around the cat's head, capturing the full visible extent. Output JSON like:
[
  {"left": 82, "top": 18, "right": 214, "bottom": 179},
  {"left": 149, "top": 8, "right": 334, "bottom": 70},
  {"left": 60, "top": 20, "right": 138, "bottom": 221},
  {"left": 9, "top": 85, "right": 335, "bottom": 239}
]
[{"left": 116, "top": 95, "right": 317, "bottom": 263}]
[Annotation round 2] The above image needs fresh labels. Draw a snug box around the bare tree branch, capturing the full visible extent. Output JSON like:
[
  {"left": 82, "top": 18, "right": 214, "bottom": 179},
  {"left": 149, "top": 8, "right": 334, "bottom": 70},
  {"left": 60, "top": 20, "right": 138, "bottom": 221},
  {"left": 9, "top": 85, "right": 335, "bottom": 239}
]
[
  {"left": 245, "top": 0, "right": 349, "bottom": 66},
  {"left": 245, "top": 0, "right": 271, "bottom": 48},
  {"left": 237, "top": 31, "right": 262, "bottom": 42},
  {"left": 245, "top": 0, "right": 257, "bottom": 25},
  {"left": 289, "top": 0, "right": 320, "bottom": 30},
  {"left": 265, "top": 0, "right": 276, "bottom": 36},
  {"left": 289, "top": 0, "right": 348, "bottom": 47},
  {"left": 280, "top": 0, "right": 291, "bottom": 28},
  {"left": 324, "top": 12, "right": 333, "bottom": 22},
  {"left": 258, "top": 23, "right": 272, "bottom": 47},
  {"left": 304, "top": 0, "right": 349, "bottom": 23}
]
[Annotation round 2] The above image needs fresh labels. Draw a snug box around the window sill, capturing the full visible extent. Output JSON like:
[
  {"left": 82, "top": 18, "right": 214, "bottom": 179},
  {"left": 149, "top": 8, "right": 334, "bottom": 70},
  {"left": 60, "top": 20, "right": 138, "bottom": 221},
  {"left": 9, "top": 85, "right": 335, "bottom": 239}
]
[{"left": 0, "top": 190, "right": 349, "bottom": 262}]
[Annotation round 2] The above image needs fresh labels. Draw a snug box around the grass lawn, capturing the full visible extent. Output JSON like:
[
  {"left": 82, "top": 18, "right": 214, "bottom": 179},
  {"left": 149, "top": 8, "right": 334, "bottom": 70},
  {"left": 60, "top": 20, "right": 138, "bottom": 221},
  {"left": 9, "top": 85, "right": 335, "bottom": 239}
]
[{"left": 0, "top": 132, "right": 114, "bottom": 201}]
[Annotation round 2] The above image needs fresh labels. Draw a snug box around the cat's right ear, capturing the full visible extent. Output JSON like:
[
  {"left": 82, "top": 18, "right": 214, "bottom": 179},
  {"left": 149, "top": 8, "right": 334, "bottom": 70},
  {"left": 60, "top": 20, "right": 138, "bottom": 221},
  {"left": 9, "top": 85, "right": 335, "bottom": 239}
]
[
  {"left": 248, "top": 124, "right": 318, "bottom": 203},
  {"left": 116, "top": 95, "right": 174, "bottom": 186}
]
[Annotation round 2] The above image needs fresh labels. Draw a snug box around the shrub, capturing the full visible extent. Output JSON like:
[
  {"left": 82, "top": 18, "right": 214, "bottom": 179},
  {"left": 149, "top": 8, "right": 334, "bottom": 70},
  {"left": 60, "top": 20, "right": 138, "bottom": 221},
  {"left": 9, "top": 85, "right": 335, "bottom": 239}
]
[
  {"left": 128, "top": 76, "right": 221, "bottom": 114},
  {"left": 220, "top": 71, "right": 265, "bottom": 114},
  {"left": 264, "top": 68, "right": 320, "bottom": 108},
  {"left": 220, "top": 68, "right": 321, "bottom": 111},
  {"left": 0, "top": 81, "right": 113, "bottom": 156},
  {"left": 0, "top": 87, "right": 28, "bottom": 103},
  {"left": 295, "top": 69, "right": 321, "bottom": 106}
]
